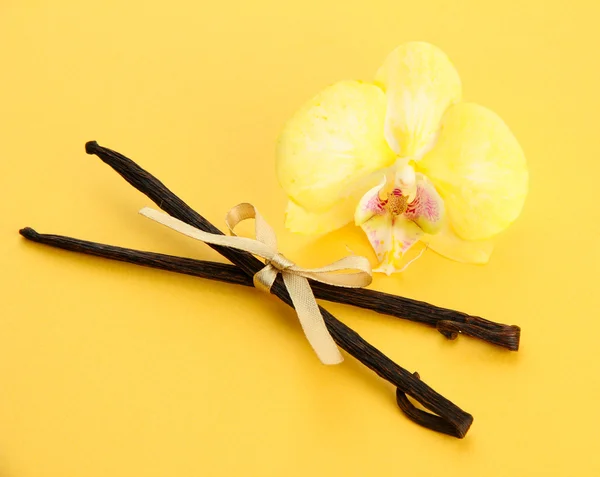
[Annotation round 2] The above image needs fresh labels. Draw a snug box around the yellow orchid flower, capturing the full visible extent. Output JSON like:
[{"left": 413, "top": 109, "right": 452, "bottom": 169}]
[{"left": 276, "top": 42, "right": 528, "bottom": 274}]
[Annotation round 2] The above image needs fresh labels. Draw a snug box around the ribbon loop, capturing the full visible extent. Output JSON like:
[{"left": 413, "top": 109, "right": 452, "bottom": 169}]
[{"left": 139, "top": 204, "right": 373, "bottom": 365}]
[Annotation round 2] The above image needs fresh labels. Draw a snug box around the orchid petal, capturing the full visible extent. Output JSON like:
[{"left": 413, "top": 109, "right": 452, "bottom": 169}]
[
  {"left": 375, "top": 42, "right": 461, "bottom": 159},
  {"left": 404, "top": 174, "right": 445, "bottom": 234},
  {"left": 423, "top": 220, "right": 494, "bottom": 264},
  {"left": 284, "top": 199, "right": 355, "bottom": 235},
  {"left": 276, "top": 80, "right": 396, "bottom": 214},
  {"left": 419, "top": 103, "right": 528, "bottom": 240}
]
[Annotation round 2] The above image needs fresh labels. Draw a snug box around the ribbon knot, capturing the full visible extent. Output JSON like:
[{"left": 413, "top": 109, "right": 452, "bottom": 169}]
[
  {"left": 267, "top": 253, "right": 294, "bottom": 272},
  {"left": 254, "top": 253, "right": 295, "bottom": 293},
  {"left": 139, "top": 203, "right": 373, "bottom": 365}
]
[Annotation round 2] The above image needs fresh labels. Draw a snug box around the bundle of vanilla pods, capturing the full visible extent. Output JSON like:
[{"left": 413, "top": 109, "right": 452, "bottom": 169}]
[{"left": 20, "top": 141, "right": 521, "bottom": 438}]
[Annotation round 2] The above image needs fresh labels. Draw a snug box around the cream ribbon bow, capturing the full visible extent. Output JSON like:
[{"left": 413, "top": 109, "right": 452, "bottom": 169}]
[{"left": 139, "top": 203, "right": 373, "bottom": 365}]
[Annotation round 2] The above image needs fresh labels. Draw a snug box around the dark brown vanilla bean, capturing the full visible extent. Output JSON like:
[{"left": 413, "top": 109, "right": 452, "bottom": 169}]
[
  {"left": 81, "top": 141, "right": 473, "bottom": 438},
  {"left": 19, "top": 227, "right": 254, "bottom": 286},
  {"left": 19, "top": 228, "right": 519, "bottom": 351}
]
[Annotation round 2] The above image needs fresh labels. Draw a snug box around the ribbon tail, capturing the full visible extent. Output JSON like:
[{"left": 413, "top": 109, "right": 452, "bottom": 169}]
[
  {"left": 140, "top": 207, "right": 275, "bottom": 259},
  {"left": 282, "top": 273, "right": 343, "bottom": 365}
]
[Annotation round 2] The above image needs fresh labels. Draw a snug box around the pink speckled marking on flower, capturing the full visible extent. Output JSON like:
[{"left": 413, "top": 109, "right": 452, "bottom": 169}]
[
  {"left": 365, "top": 190, "right": 388, "bottom": 215},
  {"left": 405, "top": 182, "right": 441, "bottom": 223}
]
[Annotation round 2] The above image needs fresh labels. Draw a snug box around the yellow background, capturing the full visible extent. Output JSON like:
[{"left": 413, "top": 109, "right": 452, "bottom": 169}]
[{"left": 1, "top": 1, "right": 599, "bottom": 475}]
